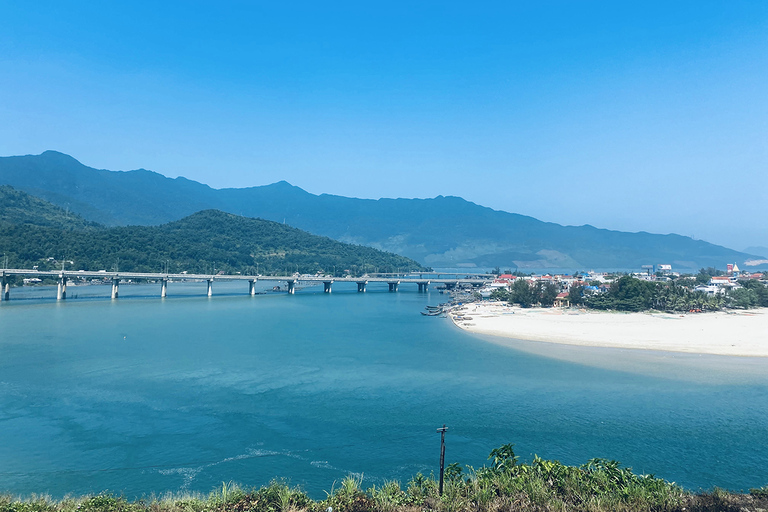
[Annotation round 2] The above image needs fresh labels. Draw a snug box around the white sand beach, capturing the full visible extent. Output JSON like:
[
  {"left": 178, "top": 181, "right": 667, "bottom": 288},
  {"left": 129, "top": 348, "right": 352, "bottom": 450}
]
[{"left": 449, "top": 302, "right": 768, "bottom": 357}]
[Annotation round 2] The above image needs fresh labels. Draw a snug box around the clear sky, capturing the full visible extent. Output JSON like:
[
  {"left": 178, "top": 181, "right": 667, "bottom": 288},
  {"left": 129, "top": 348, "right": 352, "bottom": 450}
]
[{"left": 1, "top": 1, "right": 766, "bottom": 252}]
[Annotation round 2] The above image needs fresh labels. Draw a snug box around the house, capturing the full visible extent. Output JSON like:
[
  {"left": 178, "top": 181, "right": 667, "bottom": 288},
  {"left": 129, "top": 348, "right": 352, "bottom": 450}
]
[
  {"left": 694, "top": 284, "right": 724, "bottom": 296},
  {"left": 710, "top": 276, "right": 737, "bottom": 288},
  {"left": 554, "top": 292, "right": 570, "bottom": 307}
]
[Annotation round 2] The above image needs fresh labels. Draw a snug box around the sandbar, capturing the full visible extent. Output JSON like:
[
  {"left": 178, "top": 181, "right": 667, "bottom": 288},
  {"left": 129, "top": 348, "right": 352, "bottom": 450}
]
[{"left": 449, "top": 302, "right": 768, "bottom": 357}]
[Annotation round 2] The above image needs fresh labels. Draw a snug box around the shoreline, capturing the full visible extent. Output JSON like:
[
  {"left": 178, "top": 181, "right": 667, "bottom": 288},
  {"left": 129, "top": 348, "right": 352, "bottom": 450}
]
[{"left": 449, "top": 302, "right": 768, "bottom": 357}]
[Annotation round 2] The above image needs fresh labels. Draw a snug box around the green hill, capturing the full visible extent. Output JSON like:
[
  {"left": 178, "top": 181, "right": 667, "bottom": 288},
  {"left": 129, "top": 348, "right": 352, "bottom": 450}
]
[
  {"left": 0, "top": 151, "right": 761, "bottom": 270},
  {"left": 0, "top": 184, "right": 97, "bottom": 230},
  {"left": 0, "top": 188, "right": 424, "bottom": 275}
]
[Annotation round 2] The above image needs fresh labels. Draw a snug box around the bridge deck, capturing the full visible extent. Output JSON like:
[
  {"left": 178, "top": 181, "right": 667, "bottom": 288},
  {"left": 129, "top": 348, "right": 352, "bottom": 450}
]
[{"left": 1, "top": 269, "right": 490, "bottom": 285}]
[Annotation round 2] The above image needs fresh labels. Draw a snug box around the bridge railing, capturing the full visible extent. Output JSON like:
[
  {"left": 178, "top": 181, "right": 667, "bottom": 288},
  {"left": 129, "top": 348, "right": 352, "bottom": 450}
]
[{"left": 1, "top": 268, "right": 491, "bottom": 301}]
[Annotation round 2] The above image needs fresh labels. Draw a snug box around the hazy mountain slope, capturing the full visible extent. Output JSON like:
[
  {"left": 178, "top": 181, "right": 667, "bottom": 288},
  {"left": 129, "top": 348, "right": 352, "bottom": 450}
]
[
  {"left": 744, "top": 246, "right": 768, "bottom": 258},
  {"left": 0, "top": 151, "right": 759, "bottom": 269},
  {"left": 0, "top": 151, "right": 216, "bottom": 225}
]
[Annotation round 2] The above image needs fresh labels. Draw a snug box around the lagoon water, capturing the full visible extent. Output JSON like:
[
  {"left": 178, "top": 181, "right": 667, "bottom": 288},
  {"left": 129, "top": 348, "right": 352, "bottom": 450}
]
[{"left": 1, "top": 281, "right": 767, "bottom": 498}]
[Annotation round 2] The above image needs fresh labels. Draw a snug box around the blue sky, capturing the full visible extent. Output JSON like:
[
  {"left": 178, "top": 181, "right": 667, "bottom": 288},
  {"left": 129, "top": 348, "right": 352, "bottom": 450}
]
[{"left": 1, "top": 1, "right": 766, "bottom": 252}]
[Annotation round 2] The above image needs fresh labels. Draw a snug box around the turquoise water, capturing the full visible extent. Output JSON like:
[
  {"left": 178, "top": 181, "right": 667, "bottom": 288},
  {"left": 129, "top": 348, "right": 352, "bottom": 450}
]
[{"left": 1, "top": 281, "right": 767, "bottom": 498}]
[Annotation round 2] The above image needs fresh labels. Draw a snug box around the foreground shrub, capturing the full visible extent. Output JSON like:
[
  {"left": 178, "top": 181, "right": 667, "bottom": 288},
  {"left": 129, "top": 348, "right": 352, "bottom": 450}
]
[{"left": 3, "top": 445, "right": 768, "bottom": 512}]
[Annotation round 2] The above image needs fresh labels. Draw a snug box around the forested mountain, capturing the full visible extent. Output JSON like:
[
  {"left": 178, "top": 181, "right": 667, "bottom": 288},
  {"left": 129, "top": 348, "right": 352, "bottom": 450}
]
[
  {"left": 0, "top": 185, "right": 97, "bottom": 230},
  {"left": 0, "top": 151, "right": 760, "bottom": 269},
  {"left": 0, "top": 187, "right": 424, "bottom": 275}
]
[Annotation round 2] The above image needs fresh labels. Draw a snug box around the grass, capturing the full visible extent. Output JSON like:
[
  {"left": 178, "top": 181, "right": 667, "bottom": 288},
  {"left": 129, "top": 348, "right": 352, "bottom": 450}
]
[{"left": 2, "top": 446, "right": 767, "bottom": 512}]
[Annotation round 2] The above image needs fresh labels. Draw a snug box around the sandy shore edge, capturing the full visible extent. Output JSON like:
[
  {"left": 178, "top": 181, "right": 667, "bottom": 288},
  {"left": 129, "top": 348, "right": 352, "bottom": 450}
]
[{"left": 448, "top": 302, "right": 768, "bottom": 357}]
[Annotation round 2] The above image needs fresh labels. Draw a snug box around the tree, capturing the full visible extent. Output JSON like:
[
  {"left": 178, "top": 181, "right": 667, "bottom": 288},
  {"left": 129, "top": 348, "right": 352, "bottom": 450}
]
[
  {"left": 490, "top": 287, "right": 511, "bottom": 302},
  {"left": 586, "top": 276, "right": 657, "bottom": 312},
  {"left": 510, "top": 278, "right": 536, "bottom": 307},
  {"left": 540, "top": 282, "right": 558, "bottom": 307},
  {"left": 728, "top": 287, "right": 759, "bottom": 309},
  {"left": 569, "top": 284, "right": 585, "bottom": 306},
  {"left": 740, "top": 279, "right": 768, "bottom": 307}
]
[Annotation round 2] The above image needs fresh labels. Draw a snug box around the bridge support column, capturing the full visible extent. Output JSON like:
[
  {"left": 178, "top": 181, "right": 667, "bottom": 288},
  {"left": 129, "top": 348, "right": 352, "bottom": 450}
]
[
  {"left": 286, "top": 280, "right": 295, "bottom": 294},
  {"left": 388, "top": 281, "right": 400, "bottom": 292},
  {"left": 1, "top": 275, "right": 9, "bottom": 301},
  {"left": 248, "top": 279, "right": 256, "bottom": 296},
  {"left": 357, "top": 281, "right": 367, "bottom": 293},
  {"left": 111, "top": 278, "right": 119, "bottom": 299},
  {"left": 57, "top": 275, "right": 67, "bottom": 300},
  {"left": 160, "top": 279, "right": 168, "bottom": 298},
  {"left": 207, "top": 279, "right": 213, "bottom": 297},
  {"left": 323, "top": 281, "right": 333, "bottom": 293},
  {"left": 418, "top": 281, "right": 430, "bottom": 293}
]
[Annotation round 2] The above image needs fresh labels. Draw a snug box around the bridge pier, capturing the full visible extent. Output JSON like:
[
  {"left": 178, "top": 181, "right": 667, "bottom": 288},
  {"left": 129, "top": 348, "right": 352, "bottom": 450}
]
[
  {"left": 57, "top": 275, "right": 67, "bottom": 300},
  {"left": 111, "top": 278, "right": 120, "bottom": 299},
  {"left": 161, "top": 278, "right": 168, "bottom": 298},
  {"left": 1, "top": 275, "right": 9, "bottom": 301},
  {"left": 417, "top": 281, "right": 430, "bottom": 293},
  {"left": 357, "top": 281, "right": 368, "bottom": 293},
  {"left": 388, "top": 281, "right": 400, "bottom": 292},
  {"left": 286, "top": 280, "right": 296, "bottom": 294},
  {"left": 207, "top": 279, "right": 213, "bottom": 297},
  {"left": 248, "top": 279, "right": 256, "bottom": 296},
  {"left": 323, "top": 281, "right": 333, "bottom": 293}
]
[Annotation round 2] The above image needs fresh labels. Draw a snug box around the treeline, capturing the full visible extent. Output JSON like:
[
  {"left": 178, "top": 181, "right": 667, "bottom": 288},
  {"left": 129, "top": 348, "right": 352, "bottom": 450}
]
[
  {"left": 492, "top": 275, "right": 768, "bottom": 312},
  {"left": 490, "top": 279, "right": 560, "bottom": 307},
  {"left": 3, "top": 445, "right": 767, "bottom": 512},
  {"left": 0, "top": 209, "right": 426, "bottom": 276},
  {"left": 582, "top": 275, "right": 768, "bottom": 312}
]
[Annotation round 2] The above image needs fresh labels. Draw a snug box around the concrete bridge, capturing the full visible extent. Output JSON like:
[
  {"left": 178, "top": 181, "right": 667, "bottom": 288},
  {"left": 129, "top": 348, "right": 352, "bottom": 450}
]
[{"left": 0, "top": 269, "right": 492, "bottom": 301}]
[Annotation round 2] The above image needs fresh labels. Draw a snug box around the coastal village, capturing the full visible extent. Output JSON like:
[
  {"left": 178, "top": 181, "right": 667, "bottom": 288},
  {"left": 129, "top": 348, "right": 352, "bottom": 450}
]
[
  {"left": 438, "top": 263, "right": 768, "bottom": 359},
  {"left": 477, "top": 263, "right": 768, "bottom": 308}
]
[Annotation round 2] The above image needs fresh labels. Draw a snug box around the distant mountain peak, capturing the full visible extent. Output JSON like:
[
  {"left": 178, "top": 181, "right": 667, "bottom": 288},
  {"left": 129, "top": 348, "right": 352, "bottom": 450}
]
[
  {"left": 267, "top": 180, "right": 305, "bottom": 191},
  {"left": 40, "top": 149, "right": 69, "bottom": 156},
  {"left": 38, "top": 150, "right": 84, "bottom": 164}
]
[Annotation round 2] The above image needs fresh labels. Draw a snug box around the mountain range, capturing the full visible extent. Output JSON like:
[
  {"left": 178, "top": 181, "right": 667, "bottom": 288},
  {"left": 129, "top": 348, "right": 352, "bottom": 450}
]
[{"left": 0, "top": 150, "right": 762, "bottom": 270}]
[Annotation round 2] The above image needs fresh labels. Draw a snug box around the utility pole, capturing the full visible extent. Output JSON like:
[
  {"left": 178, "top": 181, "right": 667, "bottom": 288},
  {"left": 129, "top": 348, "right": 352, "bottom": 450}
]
[{"left": 437, "top": 424, "right": 448, "bottom": 495}]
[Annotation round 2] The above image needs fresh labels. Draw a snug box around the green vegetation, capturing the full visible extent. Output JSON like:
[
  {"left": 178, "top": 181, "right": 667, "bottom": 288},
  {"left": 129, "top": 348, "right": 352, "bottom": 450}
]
[
  {"left": 491, "top": 274, "right": 768, "bottom": 312},
  {"left": 2, "top": 446, "right": 767, "bottom": 512},
  {"left": 0, "top": 185, "right": 98, "bottom": 230},
  {"left": 0, "top": 187, "right": 425, "bottom": 276},
  {"left": 491, "top": 279, "right": 558, "bottom": 308},
  {"left": 584, "top": 275, "right": 768, "bottom": 312}
]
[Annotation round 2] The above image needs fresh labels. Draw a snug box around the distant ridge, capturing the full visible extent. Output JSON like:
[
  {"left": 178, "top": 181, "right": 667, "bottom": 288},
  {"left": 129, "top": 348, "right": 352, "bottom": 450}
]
[{"left": 0, "top": 151, "right": 761, "bottom": 270}]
